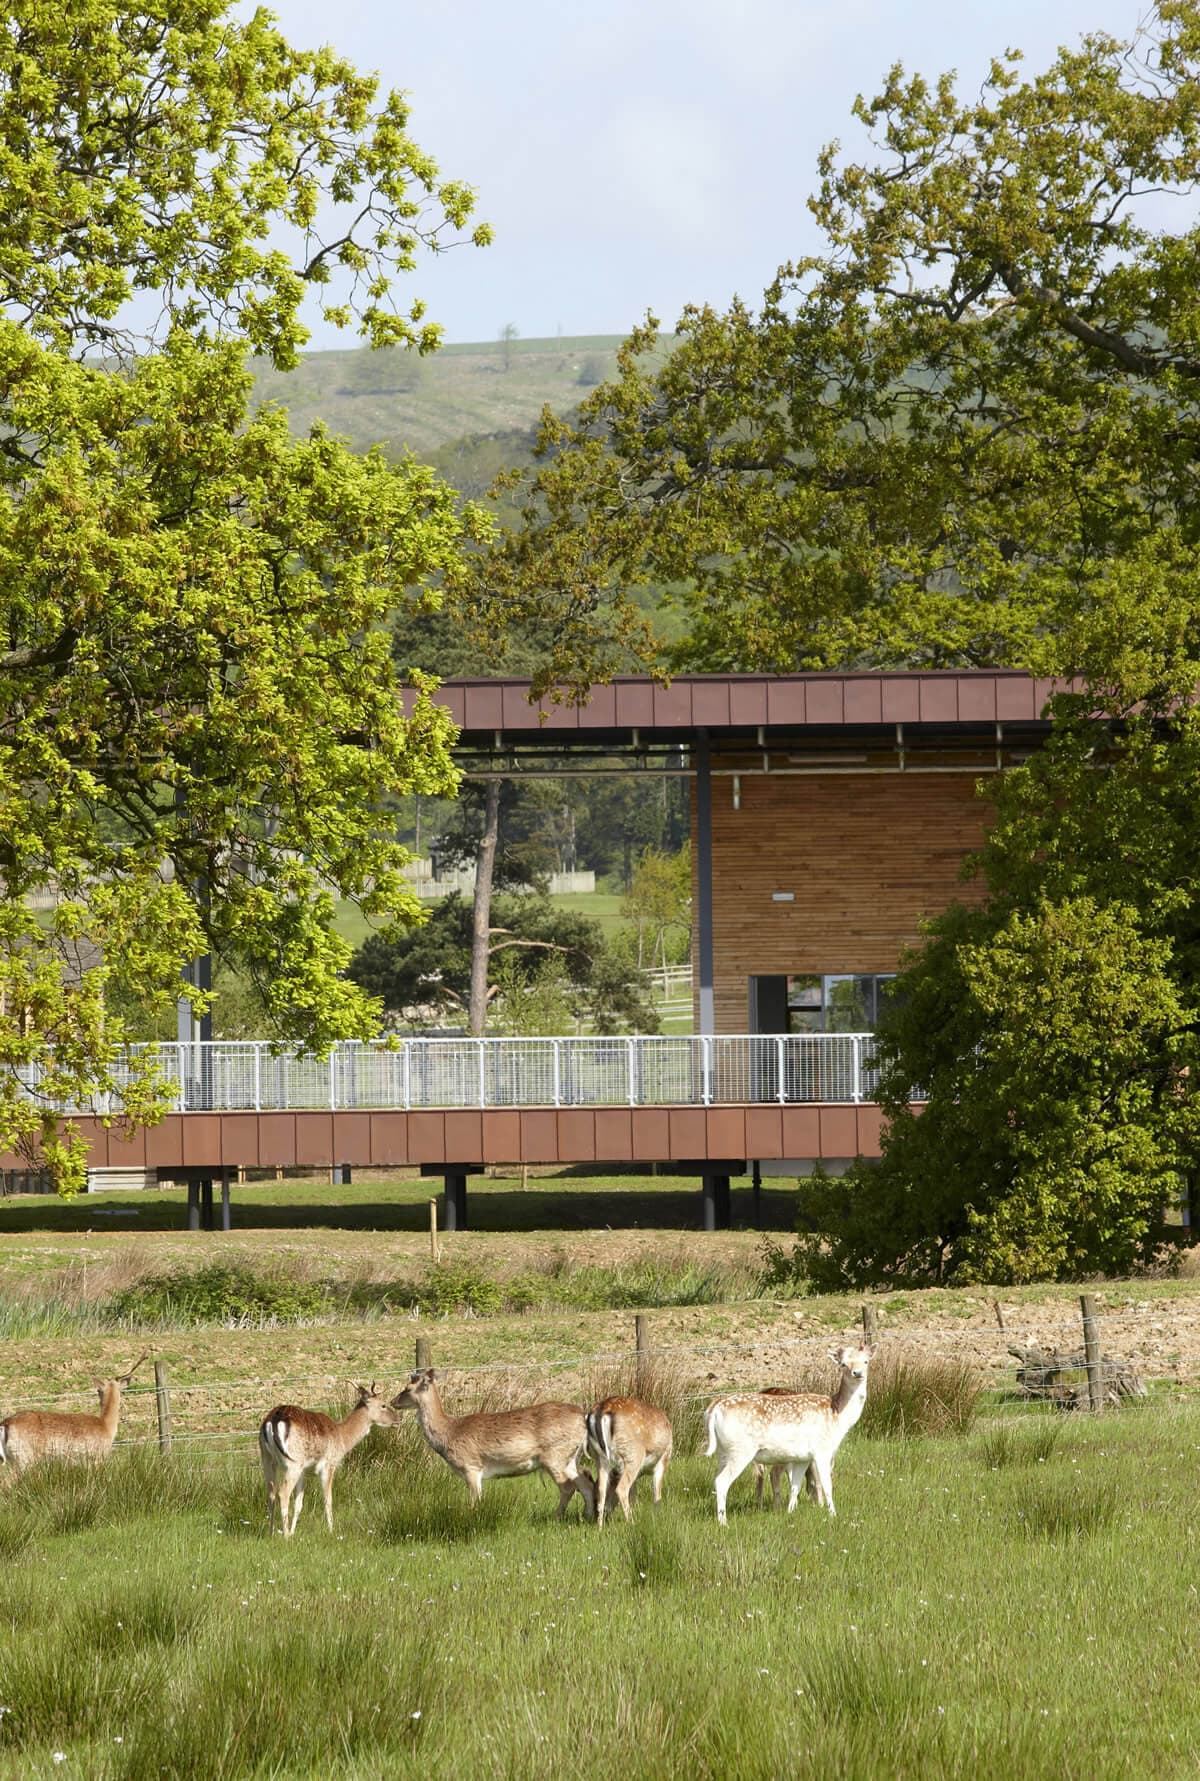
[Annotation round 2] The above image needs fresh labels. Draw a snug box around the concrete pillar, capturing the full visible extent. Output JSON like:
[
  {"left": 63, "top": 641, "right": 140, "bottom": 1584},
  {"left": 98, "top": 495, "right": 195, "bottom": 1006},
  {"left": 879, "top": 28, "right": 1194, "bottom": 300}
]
[
  {"left": 200, "top": 1178, "right": 214, "bottom": 1230},
  {"left": 186, "top": 1178, "right": 200, "bottom": 1231},
  {"left": 220, "top": 1167, "right": 231, "bottom": 1232}
]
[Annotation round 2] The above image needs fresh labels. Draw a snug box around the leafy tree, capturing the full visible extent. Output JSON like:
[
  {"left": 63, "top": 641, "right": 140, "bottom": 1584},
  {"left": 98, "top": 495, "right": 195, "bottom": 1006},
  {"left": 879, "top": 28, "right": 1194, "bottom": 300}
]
[
  {"left": 498, "top": 323, "right": 520, "bottom": 372},
  {"left": 622, "top": 847, "right": 690, "bottom": 976},
  {"left": 480, "top": 5, "right": 1200, "bottom": 686},
  {"left": 347, "top": 893, "right": 657, "bottom": 1034},
  {"left": 0, "top": 0, "right": 489, "bottom": 1188}
]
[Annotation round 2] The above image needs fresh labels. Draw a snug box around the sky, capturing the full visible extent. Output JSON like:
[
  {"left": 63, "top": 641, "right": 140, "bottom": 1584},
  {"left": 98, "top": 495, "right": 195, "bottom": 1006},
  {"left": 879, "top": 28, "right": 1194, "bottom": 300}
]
[{"left": 266, "top": 0, "right": 1152, "bottom": 350}]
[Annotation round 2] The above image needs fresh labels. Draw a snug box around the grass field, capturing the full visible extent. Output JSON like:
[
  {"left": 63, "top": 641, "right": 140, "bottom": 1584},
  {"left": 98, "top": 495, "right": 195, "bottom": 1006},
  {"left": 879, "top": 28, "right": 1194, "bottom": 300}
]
[
  {"left": 1, "top": 1391, "right": 1198, "bottom": 1777},
  {"left": 4, "top": 1178, "right": 1200, "bottom": 1776}
]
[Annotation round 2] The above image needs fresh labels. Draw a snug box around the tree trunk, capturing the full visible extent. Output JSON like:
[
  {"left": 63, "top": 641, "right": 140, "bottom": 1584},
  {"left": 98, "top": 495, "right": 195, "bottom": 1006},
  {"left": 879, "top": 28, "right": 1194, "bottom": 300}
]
[{"left": 468, "top": 779, "right": 501, "bottom": 1036}]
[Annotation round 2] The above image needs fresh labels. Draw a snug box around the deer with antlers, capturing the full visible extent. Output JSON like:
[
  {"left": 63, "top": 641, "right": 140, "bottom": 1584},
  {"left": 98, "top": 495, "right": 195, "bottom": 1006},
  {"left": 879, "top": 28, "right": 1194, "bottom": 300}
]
[
  {"left": 705, "top": 1345, "right": 875, "bottom": 1525},
  {"left": 258, "top": 1382, "right": 400, "bottom": 1536},
  {"left": 0, "top": 1354, "right": 148, "bottom": 1471},
  {"left": 391, "top": 1368, "right": 596, "bottom": 1519}
]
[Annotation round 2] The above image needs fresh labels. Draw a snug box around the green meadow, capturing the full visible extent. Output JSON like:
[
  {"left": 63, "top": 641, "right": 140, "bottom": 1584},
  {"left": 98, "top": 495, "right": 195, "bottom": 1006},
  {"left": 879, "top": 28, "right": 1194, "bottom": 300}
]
[{"left": 1, "top": 1396, "right": 1198, "bottom": 1779}]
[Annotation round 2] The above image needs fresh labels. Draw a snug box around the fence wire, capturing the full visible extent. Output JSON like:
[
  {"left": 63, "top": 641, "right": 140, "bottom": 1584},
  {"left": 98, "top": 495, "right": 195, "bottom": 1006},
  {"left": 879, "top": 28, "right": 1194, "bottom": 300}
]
[{"left": 0, "top": 1302, "right": 1167, "bottom": 1450}]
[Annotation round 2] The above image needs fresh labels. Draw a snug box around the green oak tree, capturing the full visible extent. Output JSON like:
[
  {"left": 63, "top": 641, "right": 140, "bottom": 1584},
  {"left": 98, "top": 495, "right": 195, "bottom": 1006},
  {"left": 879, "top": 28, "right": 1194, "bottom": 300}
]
[
  {"left": 0, "top": 0, "right": 488, "bottom": 1188},
  {"left": 482, "top": 3, "right": 1200, "bottom": 684}
]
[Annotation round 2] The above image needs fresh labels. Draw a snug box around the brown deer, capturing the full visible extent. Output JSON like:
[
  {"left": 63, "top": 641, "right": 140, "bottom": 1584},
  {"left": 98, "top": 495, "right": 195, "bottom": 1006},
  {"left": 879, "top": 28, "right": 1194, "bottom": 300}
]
[
  {"left": 705, "top": 1345, "right": 875, "bottom": 1525},
  {"left": 391, "top": 1369, "right": 595, "bottom": 1519},
  {"left": 259, "top": 1383, "right": 400, "bottom": 1536},
  {"left": 0, "top": 1354, "right": 148, "bottom": 1471},
  {"left": 585, "top": 1395, "right": 672, "bottom": 1526}
]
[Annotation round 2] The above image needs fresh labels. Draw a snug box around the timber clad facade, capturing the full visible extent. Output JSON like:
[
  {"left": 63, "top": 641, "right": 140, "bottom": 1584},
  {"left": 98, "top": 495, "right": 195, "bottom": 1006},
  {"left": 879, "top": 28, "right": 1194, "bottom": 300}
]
[{"left": 697, "top": 767, "right": 992, "bottom": 1034}]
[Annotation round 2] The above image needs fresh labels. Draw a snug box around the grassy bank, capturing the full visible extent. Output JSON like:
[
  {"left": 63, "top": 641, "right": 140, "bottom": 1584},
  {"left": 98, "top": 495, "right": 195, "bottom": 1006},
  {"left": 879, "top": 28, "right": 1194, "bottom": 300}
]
[{"left": 1, "top": 1399, "right": 1197, "bottom": 1778}]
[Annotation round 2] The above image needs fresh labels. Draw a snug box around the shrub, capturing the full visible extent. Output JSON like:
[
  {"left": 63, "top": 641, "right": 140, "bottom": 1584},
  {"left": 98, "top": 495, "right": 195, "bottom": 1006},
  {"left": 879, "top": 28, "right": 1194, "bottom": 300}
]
[{"left": 107, "top": 1263, "right": 331, "bottom": 1327}]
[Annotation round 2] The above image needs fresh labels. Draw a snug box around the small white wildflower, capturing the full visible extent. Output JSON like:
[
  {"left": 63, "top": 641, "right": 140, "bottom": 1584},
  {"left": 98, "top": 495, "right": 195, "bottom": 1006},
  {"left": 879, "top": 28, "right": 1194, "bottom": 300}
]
[{"left": 410, "top": 1712, "right": 421, "bottom": 1721}]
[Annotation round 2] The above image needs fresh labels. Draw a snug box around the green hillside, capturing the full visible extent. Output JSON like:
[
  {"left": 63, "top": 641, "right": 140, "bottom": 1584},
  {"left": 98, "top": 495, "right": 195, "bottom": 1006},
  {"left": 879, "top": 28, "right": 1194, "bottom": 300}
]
[{"left": 250, "top": 332, "right": 668, "bottom": 461}]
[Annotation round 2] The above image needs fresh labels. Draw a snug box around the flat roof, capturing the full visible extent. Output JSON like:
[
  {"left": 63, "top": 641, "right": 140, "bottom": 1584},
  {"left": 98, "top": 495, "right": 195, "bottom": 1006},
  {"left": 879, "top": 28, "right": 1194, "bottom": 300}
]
[{"left": 404, "top": 671, "right": 1061, "bottom": 751}]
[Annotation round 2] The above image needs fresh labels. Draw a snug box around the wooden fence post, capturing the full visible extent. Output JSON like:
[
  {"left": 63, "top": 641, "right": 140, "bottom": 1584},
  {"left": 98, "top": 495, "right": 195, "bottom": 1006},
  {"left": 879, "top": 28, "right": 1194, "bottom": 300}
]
[
  {"left": 154, "top": 1360, "right": 173, "bottom": 1457},
  {"left": 415, "top": 1334, "right": 431, "bottom": 1371},
  {"left": 861, "top": 1303, "right": 877, "bottom": 1347},
  {"left": 429, "top": 1198, "right": 440, "bottom": 1265},
  {"left": 1080, "top": 1294, "right": 1105, "bottom": 1412},
  {"left": 635, "top": 1313, "right": 648, "bottom": 1395}
]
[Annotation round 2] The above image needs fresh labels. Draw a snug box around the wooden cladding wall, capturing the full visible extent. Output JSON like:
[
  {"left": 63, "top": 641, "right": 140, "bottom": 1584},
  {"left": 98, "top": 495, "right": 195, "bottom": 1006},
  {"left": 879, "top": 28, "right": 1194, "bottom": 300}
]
[{"left": 695, "top": 769, "right": 992, "bottom": 1032}]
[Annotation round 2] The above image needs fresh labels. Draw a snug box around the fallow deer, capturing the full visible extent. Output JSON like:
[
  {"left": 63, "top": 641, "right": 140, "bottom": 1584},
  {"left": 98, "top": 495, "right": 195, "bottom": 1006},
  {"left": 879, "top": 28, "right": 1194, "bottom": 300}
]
[
  {"left": 259, "top": 1382, "right": 399, "bottom": 1536},
  {"left": 705, "top": 1345, "right": 875, "bottom": 1525},
  {"left": 0, "top": 1355, "right": 148, "bottom": 1471},
  {"left": 585, "top": 1395, "right": 672, "bottom": 1526},
  {"left": 391, "top": 1369, "right": 595, "bottom": 1519},
  {"left": 754, "top": 1386, "right": 819, "bottom": 1510}
]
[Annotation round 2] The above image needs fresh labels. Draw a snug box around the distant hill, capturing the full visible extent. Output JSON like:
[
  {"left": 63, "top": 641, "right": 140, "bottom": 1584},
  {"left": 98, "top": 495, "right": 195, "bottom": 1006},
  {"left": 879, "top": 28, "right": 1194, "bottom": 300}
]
[{"left": 250, "top": 332, "right": 669, "bottom": 461}]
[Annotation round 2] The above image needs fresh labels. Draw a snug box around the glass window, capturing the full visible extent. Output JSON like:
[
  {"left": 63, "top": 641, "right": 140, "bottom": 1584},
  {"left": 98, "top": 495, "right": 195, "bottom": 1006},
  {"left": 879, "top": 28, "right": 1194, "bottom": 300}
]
[{"left": 781, "top": 973, "right": 896, "bottom": 1033}]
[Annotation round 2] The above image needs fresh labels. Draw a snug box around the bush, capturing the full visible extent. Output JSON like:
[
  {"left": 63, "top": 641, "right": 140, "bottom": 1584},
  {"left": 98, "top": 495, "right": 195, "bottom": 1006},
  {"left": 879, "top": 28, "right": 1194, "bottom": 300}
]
[{"left": 107, "top": 1263, "right": 332, "bottom": 1327}]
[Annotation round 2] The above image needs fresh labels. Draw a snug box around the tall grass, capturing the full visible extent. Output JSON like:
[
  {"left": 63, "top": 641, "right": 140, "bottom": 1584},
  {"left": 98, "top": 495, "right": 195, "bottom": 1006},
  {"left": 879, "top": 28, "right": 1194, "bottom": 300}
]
[{"left": 0, "top": 1411, "right": 1196, "bottom": 1778}]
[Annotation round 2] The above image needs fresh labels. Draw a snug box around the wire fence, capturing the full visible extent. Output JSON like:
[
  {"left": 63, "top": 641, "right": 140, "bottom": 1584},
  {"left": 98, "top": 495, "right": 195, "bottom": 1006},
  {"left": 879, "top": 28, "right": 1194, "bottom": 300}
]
[
  {"left": 0, "top": 1297, "right": 1164, "bottom": 1456},
  {"left": 13, "top": 1033, "right": 884, "bottom": 1115}
]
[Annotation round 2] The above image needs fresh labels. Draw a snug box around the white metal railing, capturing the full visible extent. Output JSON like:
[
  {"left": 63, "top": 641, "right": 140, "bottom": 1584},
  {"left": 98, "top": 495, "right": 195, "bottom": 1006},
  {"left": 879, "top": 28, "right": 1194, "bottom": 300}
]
[{"left": 14, "top": 1035, "right": 882, "bottom": 1115}]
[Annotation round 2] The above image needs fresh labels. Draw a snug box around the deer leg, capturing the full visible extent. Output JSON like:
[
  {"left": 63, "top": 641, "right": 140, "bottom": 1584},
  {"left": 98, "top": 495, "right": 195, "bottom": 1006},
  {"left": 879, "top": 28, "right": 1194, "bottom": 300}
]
[
  {"left": 772, "top": 1464, "right": 785, "bottom": 1508},
  {"left": 319, "top": 1461, "right": 335, "bottom": 1532},
  {"left": 289, "top": 1474, "right": 307, "bottom": 1535},
  {"left": 754, "top": 1464, "right": 765, "bottom": 1508},
  {"left": 277, "top": 1477, "right": 294, "bottom": 1537},
  {"left": 785, "top": 1463, "right": 808, "bottom": 1512},
  {"left": 615, "top": 1470, "right": 635, "bottom": 1523},
  {"left": 804, "top": 1463, "right": 821, "bottom": 1505},
  {"left": 813, "top": 1454, "right": 835, "bottom": 1516},
  {"left": 714, "top": 1454, "right": 751, "bottom": 1525},
  {"left": 651, "top": 1455, "right": 667, "bottom": 1507},
  {"left": 596, "top": 1466, "right": 611, "bottom": 1528}
]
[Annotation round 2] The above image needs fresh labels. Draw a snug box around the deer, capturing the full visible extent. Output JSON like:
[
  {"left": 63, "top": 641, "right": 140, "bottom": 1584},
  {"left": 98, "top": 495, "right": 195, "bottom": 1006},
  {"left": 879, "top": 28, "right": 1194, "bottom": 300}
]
[
  {"left": 704, "top": 1345, "right": 875, "bottom": 1525},
  {"left": 585, "top": 1395, "right": 672, "bottom": 1527},
  {"left": 754, "top": 1386, "right": 820, "bottom": 1510},
  {"left": 391, "top": 1368, "right": 596, "bottom": 1520},
  {"left": 0, "top": 1354, "right": 148, "bottom": 1471},
  {"left": 258, "top": 1382, "right": 400, "bottom": 1536}
]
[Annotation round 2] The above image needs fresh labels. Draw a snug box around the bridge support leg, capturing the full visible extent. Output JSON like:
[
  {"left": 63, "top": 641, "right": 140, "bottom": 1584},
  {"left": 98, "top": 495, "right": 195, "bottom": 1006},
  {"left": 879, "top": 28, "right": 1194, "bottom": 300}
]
[
  {"left": 702, "top": 1173, "right": 731, "bottom": 1231},
  {"left": 186, "top": 1178, "right": 200, "bottom": 1231},
  {"left": 200, "top": 1177, "right": 214, "bottom": 1230},
  {"left": 220, "top": 1167, "right": 231, "bottom": 1232},
  {"left": 444, "top": 1171, "right": 468, "bottom": 1232}
]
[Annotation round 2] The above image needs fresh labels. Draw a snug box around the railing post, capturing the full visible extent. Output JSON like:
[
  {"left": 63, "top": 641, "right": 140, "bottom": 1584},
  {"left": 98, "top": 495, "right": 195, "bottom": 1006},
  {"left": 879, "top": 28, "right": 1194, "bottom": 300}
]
[
  {"left": 403, "top": 1043, "right": 411, "bottom": 1111},
  {"left": 627, "top": 1036, "right": 637, "bottom": 1108},
  {"left": 177, "top": 1042, "right": 187, "bottom": 1113},
  {"left": 776, "top": 1034, "right": 786, "bottom": 1105},
  {"left": 552, "top": 1039, "right": 561, "bottom": 1109},
  {"left": 253, "top": 1042, "right": 262, "bottom": 1113},
  {"left": 477, "top": 1039, "right": 486, "bottom": 1109},
  {"left": 328, "top": 1051, "right": 337, "bottom": 1111},
  {"left": 851, "top": 1036, "right": 862, "bottom": 1104},
  {"left": 701, "top": 1035, "right": 713, "bottom": 1107}
]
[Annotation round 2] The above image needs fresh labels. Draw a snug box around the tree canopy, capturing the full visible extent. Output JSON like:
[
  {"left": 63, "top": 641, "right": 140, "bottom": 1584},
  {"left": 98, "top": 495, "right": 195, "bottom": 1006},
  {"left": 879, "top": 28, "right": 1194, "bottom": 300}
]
[
  {"left": 482, "top": 2, "right": 1200, "bottom": 687},
  {"left": 0, "top": 0, "right": 489, "bottom": 1188}
]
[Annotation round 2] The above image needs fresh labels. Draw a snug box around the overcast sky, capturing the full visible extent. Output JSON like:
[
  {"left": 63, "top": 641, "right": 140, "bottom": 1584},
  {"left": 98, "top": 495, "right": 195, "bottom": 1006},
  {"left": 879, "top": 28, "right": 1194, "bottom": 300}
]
[{"left": 267, "top": 0, "right": 1150, "bottom": 349}]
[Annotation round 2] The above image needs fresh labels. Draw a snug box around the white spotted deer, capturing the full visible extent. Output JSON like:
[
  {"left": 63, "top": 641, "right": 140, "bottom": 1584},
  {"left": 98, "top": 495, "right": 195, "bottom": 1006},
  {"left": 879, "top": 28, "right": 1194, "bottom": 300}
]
[
  {"left": 585, "top": 1395, "right": 673, "bottom": 1527},
  {"left": 754, "top": 1385, "right": 819, "bottom": 1510},
  {"left": 705, "top": 1345, "right": 875, "bottom": 1526},
  {"left": 259, "top": 1383, "right": 400, "bottom": 1536},
  {"left": 391, "top": 1369, "right": 595, "bottom": 1519},
  {"left": 0, "top": 1355, "right": 148, "bottom": 1471}
]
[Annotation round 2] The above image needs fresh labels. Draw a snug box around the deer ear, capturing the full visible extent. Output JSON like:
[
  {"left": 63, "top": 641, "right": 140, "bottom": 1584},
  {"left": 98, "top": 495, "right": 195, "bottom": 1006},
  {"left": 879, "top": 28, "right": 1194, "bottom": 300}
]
[{"left": 827, "top": 1348, "right": 843, "bottom": 1366}]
